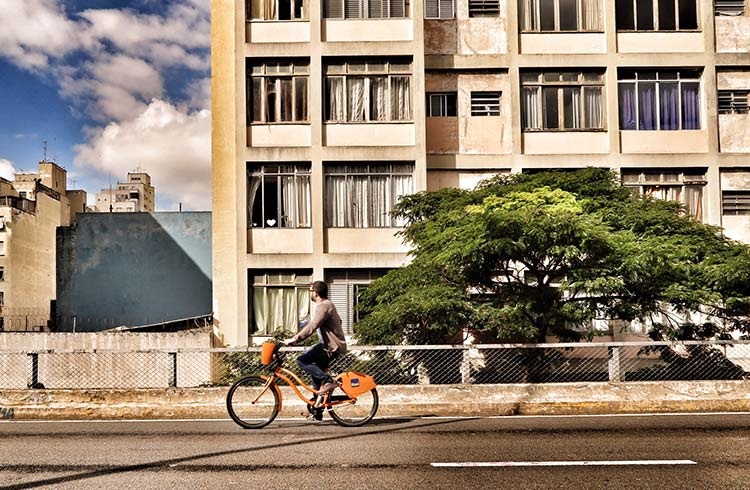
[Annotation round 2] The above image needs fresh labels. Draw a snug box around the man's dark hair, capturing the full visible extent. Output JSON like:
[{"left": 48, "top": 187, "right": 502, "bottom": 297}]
[{"left": 311, "top": 280, "right": 329, "bottom": 299}]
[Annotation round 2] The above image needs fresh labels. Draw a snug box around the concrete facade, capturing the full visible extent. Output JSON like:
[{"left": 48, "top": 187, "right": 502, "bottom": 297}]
[
  {"left": 0, "top": 161, "right": 86, "bottom": 332},
  {"left": 56, "top": 212, "right": 212, "bottom": 332},
  {"left": 94, "top": 172, "right": 155, "bottom": 213},
  {"left": 212, "top": 1, "right": 750, "bottom": 346}
]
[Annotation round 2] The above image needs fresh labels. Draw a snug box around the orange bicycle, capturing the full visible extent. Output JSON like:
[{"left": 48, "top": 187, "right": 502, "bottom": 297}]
[{"left": 226, "top": 341, "right": 379, "bottom": 429}]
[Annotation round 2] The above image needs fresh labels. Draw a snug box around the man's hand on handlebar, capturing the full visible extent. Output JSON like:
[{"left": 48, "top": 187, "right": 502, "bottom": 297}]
[{"left": 283, "top": 338, "right": 295, "bottom": 346}]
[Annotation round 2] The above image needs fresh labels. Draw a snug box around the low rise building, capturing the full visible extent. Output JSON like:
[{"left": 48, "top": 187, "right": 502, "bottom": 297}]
[{"left": 94, "top": 172, "right": 155, "bottom": 213}]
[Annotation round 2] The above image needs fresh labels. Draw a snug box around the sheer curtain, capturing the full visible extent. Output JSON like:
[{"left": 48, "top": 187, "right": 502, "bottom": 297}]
[
  {"left": 392, "top": 167, "right": 413, "bottom": 227},
  {"left": 618, "top": 84, "right": 636, "bottom": 130},
  {"left": 522, "top": 87, "right": 539, "bottom": 129},
  {"left": 521, "top": 0, "right": 538, "bottom": 31},
  {"left": 348, "top": 78, "right": 366, "bottom": 122},
  {"left": 247, "top": 176, "right": 261, "bottom": 228},
  {"left": 252, "top": 288, "right": 267, "bottom": 333},
  {"left": 584, "top": 87, "right": 602, "bottom": 128},
  {"left": 263, "top": 0, "right": 277, "bottom": 19},
  {"left": 370, "top": 77, "right": 389, "bottom": 121},
  {"left": 564, "top": 87, "right": 581, "bottom": 129},
  {"left": 370, "top": 175, "right": 388, "bottom": 227},
  {"left": 659, "top": 82, "right": 679, "bottom": 130},
  {"left": 296, "top": 175, "right": 311, "bottom": 227},
  {"left": 326, "top": 77, "right": 345, "bottom": 121},
  {"left": 638, "top": 83, "right": 657, "bottom": 130},
  {"left": 684, "top": 185, "right": 703, "bottom": 220},
  {"left": 326, "top": 172, "right": 348, "bottom": 227},
  {"left": 681, "top": 82, "right": 700, "bottom": 130},
  {"left": 583, "top": 0, "right": 601, "bottom": 30},
  {"left": 392, "top": 76, "right": 411, "bottom": 120}
]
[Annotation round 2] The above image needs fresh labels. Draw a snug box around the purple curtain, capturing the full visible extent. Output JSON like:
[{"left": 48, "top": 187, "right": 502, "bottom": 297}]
[
  {"left": 681, "top": 83, "right": 700, "bottom": 130},
  {"left": 619, "top": 84, "right": 636, "bottom": 130},
  {"left": 638, "top": 83, "right": 656, "bottom": 130},
  {"left": 659, "top": 82, "right": 679, "bottom": 130}
]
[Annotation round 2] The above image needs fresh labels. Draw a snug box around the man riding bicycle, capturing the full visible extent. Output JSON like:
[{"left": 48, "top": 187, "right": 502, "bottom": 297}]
[{"left": 284, "top": 280, "right": 347, "bottom": 396}]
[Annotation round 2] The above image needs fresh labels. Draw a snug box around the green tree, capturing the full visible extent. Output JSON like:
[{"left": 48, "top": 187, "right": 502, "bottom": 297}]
[{"left": 355, "top": 168, "right": 750, "bottom": 345}]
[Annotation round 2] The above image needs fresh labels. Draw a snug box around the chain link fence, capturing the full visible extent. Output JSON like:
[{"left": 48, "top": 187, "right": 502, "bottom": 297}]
[{"left": 1, "top": 341, "right": 749, "bottom": 390}]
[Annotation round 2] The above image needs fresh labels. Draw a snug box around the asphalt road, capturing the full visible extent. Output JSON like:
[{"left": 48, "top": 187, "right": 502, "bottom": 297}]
[{"left": 1, "top": 413, "right": 749, "bottom": 489}]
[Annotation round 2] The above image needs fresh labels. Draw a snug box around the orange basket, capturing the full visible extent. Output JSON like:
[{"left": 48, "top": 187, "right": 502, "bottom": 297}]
[{"left": 260, "top": 341, "right": 278, "bottom": 366}]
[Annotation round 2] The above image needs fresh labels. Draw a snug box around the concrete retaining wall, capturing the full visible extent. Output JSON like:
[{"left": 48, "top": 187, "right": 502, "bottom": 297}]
[{"left": 1, "top": 380, "right": 748, "bottom": 420}]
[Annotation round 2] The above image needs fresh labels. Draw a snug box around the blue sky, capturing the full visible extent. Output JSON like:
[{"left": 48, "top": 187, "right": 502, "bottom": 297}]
[{"left": 0, "top": 0, "right": 211, "bottom": 210}]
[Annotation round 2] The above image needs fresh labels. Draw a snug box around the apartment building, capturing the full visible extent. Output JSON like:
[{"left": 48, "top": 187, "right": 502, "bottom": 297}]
[
  {"left": 211, "top": 0, "right": 750, "bottom": 346},
  {"left": 94, "top": 172, "right": 155, "bottom": 213},
  {"left": 0, "top": 161, "right": 85, "bottom": 331}
]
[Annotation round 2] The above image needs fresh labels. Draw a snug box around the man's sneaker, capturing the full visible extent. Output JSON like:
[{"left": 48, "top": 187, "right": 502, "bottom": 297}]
[{"left": 316, "top": 381, "right": 336, "bottom": 395}]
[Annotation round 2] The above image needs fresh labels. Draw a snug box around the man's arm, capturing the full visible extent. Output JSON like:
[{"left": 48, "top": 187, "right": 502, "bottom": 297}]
[{"left": 285, "top": 303, "right": 329, "bottom": 344}]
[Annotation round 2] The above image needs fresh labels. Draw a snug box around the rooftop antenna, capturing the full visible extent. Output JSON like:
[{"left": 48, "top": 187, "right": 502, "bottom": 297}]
[{"left": 43, "top": 140, "right": 48, "bottom": 162}]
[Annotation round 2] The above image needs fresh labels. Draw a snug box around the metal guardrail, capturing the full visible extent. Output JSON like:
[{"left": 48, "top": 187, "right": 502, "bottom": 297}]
[{"left": 0, "top": 341, "right": 748, "bottom": 389}]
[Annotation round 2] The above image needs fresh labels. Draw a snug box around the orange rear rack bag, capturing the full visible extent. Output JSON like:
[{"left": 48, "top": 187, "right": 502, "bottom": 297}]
[{"left": 337, "top": 371, "right": 376, "bottom": 398}]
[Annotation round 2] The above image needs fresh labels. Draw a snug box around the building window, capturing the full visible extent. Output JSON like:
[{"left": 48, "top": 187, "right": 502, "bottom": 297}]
[
  {"left": 323, "top": 0, "right": 408, "bottom": 18},
  {"left": 470, "top": 91, "right": 501, "bottom": 116},
  {"left": 247, "top": 0, "right": 308, "bottom": 20},
  {"left": 425, "top": 0, "right": 454, "bottom": 18},
  {"left": 521, "top": 0, "right": 602, "bottom": 31},
  {"left": 324, "top": 60, "right": 412, "bottom": 122},
  {"left": 722, "top": 191, "right": 750, "bottom": 215},
  {"left": 326, "top": 269, "right": 389, "bottom": 334},
  {"left": 718, "top": 90, "right": 750, "bottom": 114},
  {"left": 0, "top": 267, "right": 4, "bottom": 281},
  {"left": 0, "top": 241, "right": 4, "bottom": 256},
  {"left": 622, "top": 169, "right": 705, "bottom": 220},
  {"left": 325, "top": 163, "right": 414, "bottom": 227},
  {"left": 0, "top": 292, "right": 4, "bottom": 306},
  {"left": 618, "top": 70, "right": 701, "bottom": 130},
  {"left": 714, "top": 0, "right": 744, "bottom": 15},
  {"left": 249, "top": 60, "right": 309, "bottom": 124},
  {"left": 251, "top": 271, "right": 312, "bottom": 335},
  {"left": 248, "top": 164, "right": 311, "bottom": 228},
  {"left": 426, "top": 92, "right": 457, "bottom": 117},
  {"left": 616, "top": 0, "right": 699, "bottom": 31},
  {"left": 522, "top": 71, "right": 604, "bottom": 130},
  {"left": 469, "top": 0, "right": 499, "bottom": 17}
]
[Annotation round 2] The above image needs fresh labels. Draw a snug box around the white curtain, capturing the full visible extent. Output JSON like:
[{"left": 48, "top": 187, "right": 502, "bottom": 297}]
[
  {"left": 370, "top": 175, "right": 388, "bottom": 227},
  {"left": 582, "top": 0, "right": 600, "bottom": 30},
  {"left": 584, "top": 86, "right": 602, "bottom": 129},
  {"left": 281, "top": 174, "right": 296, "bottom": 227},
  {"left": 392, "top": 76, "right": 411, "bottom": 120},
  {"left": 296, "top": 175, "right": 311, "bottom": 227},
  {"left": 392, "top": 168, "right": 413, "bottom": 227},
  {"left": 326, "top": 172, "right": 349, "bottom": 227},
  {"left": 348, "top": 78, "right": 366, "bottom": 122},
  {"left": 263, "top": 0, "right": 277, "bottom": 20},
  {"left": 252, "top": 288, "right": 267, "bottom": 333},
  {"left": 326, "top": 77, "right": 345, "bottom": 121},
  {"left": 370, "top": 77, "right": 389, "bottom": 121},
  {"left": 247, "top": 176, "right": 261, "bottom": 228},
  {"left": 566, "top": 87, "right": 581, "bottom": 129},
  {"left": 684, "top": 185, "right": 703, "bottom": 220},
  {"left": 521, "top": 0, "right": 537, "bottom": 31},
  {"left": 522, "top": 87, "right": 539, "bottom": 129}
]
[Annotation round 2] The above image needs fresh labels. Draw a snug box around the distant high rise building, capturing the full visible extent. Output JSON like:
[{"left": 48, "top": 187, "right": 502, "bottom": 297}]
[
  {"left": 94, "top": 172, "right": 155, "bottom": 212},
  {"left": 0, "top": 160, "right": 86, "bottom": 331}
]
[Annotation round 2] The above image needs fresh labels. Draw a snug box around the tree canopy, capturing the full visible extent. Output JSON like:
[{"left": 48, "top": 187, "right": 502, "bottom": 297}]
[{"left": 354, "top": 168, "right": 750, "bottom": 345}]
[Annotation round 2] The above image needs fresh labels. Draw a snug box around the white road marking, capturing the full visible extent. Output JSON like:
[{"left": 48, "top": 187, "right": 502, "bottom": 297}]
[{"left": 431, "top": 460, "right": 697, "bottom": 467}]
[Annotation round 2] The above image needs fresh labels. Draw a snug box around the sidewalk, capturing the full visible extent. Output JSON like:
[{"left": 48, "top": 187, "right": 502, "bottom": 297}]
[{"left": 2, "top": 380, "right": 749, "bottom": 420}]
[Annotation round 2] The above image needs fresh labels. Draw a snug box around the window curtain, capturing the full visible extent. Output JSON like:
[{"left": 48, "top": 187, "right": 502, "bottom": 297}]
[
  {"left": 638, "top": 82, "right": 657, "bottom": 130},
  {"left": 370, "top": 77, "right": 389, "bottom": 121},
  {"left": 563, "top": 87, "right": 581, "bottom": 129},
  {"left": 582, "top": 0, "right": 601, "bottom": 30},
  {"left": 348, "top": 78, "right": 366, "bottom": 122},
  {"left": 326, "top": 77, "right": 345, "bottom": 121},
  {"left": 248, "top": 175, "right": 262, "bottom": 228},
  {"left": 584, "top": 86, "right": 602, "bottom": 128},
  {"left": 392, "top": 76, "right": 411, "bottom": 120},
  {"left": 296, "top": 288, "right": 310, "bottom": 323},
  {"left": 618, "top": 84, "right": 636, "bottom": 130},
  {"left": 253, "top": 288, "right": 267, "bottom": 333},
  {"left": 681, "top": 82, "right": 700, "bottom": 129},
  {"left": 326, "top": 173, "right": 349, "bottom": 227},
  {"left": 296, "top": 175, "right": 311, "bottom": 227},
  {"left": 522, "top": 87, "right": 540, "bottom": 129},
  {"left": 521, "top": 0, "right": 538, "bottom": 30},
  {"left": 263, "top": 0, "right": 278, "bottom": 19},
  {"left": 281, "top": 174, "right": 296, "bottom": 227},
  {"left": 369, "top": 175, "right": 388, "bottom": 227},
  {"left": 392, "top": 168, "right": 413, "bottom": 227},
  {"left": 659, "top": 82, "right": 679, "bottom": 130},
  {"left": 684, "top": 185, "right": 703, "bottom": 220}
]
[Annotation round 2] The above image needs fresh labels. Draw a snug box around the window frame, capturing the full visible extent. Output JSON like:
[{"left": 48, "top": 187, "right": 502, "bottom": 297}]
[
  {"left": 615, "top": 0, "right": 700, "bottom": 31},
  {"left": 426, "top": 92, "right": 458, "bottom": 117},
  {"left": 521, "top": 71, "right": 605, "bottom": 131},
  {"left": 425, "top": 0, "right": 454, "bottom": 18},
  {"left": 714, "top": 0, "right": 745, "bottom": 16},
  {"left": 722, "top": 190, "right": 750, "bottom": 215},
  {"left": 246, "top": 0, "right": 309, "bottom": 20},
  {"left": 324, "top": 162, "right": 414, "bottom": 228},
  {"left": 470, "top": 91, "right": 502, "bottom": 116},
  {"left": 323, "top": 0, "right": 410, "bottom": 18},
  {"left": 718, "top": 90, "right": 750, "bottom": 114},
  {"left": 617, "top": 69, "right": 702, "bottom": 131},
  {"left": 248, "top": 164, "right": 312, "bottom": 229},
  {"left": 621, "top": 169, "right": 706, "bottom": 220},
  {"left": 468, "top": 0, "right": 500, "bottom": 17},
  {"left": 520, "top": 0, "right": 603, "bottom": 32},
  {"left": 324, "top": 60, "right": 412, "bottom": 123},
  {"left": 250, "top": 271, "right": 312, "bottom": 335},
  {"left": 248, "top": 60, "right": 310, "bottom": 124}
]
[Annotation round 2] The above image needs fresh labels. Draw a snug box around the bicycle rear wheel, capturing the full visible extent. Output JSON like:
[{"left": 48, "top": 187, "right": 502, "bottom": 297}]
[
  {"left": 327, "top": 387, "right": 379, "bottom": 427},
  {"left": 226, "top": 376, "right": 279, "bottom": 429}
]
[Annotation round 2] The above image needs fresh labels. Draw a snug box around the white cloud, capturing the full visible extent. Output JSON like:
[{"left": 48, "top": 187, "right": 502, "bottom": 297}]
[
  {"left": 74, "top": 99, "right": 211, "bottom": 211},
  {"left": 0, "top": 159, "right": 17, "bottom": 181},
  {"left": 0, "top": 0, "right": 86, "bottom": 69}
]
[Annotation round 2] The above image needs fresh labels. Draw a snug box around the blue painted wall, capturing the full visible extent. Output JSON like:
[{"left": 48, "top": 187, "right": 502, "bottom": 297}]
[{"left": 56, "top": 212, "right": 212, "bottom": 331}]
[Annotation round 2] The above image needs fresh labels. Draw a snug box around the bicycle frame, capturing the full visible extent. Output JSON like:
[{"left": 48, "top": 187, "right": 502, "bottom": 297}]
[{"left": 253, "top": 365, "right": 354, "bottom": 414}]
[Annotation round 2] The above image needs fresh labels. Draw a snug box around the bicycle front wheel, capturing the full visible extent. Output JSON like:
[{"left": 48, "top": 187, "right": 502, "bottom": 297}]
[
  {"left": 328, "top": 387, "right": 379, "bottom": 427},
  {"left": 226, "top": 376, "right": 280, "bottom": 429}
]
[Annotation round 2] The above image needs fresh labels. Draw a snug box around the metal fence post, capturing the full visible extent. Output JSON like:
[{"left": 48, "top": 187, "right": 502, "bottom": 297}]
[
  {"left": 169, "top": 352, "right": 178, "bottom": 387},
  {"left": 27, "top": 352, "right": 40, "bottom": 388},
  {"left": 608, "top": 346, "right": 623, "bottom": 382}
]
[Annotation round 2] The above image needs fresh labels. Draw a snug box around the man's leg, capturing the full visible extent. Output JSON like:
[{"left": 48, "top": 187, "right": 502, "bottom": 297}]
[{"left": 297, "top": 343, "right": 332, "bottom": 390}]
